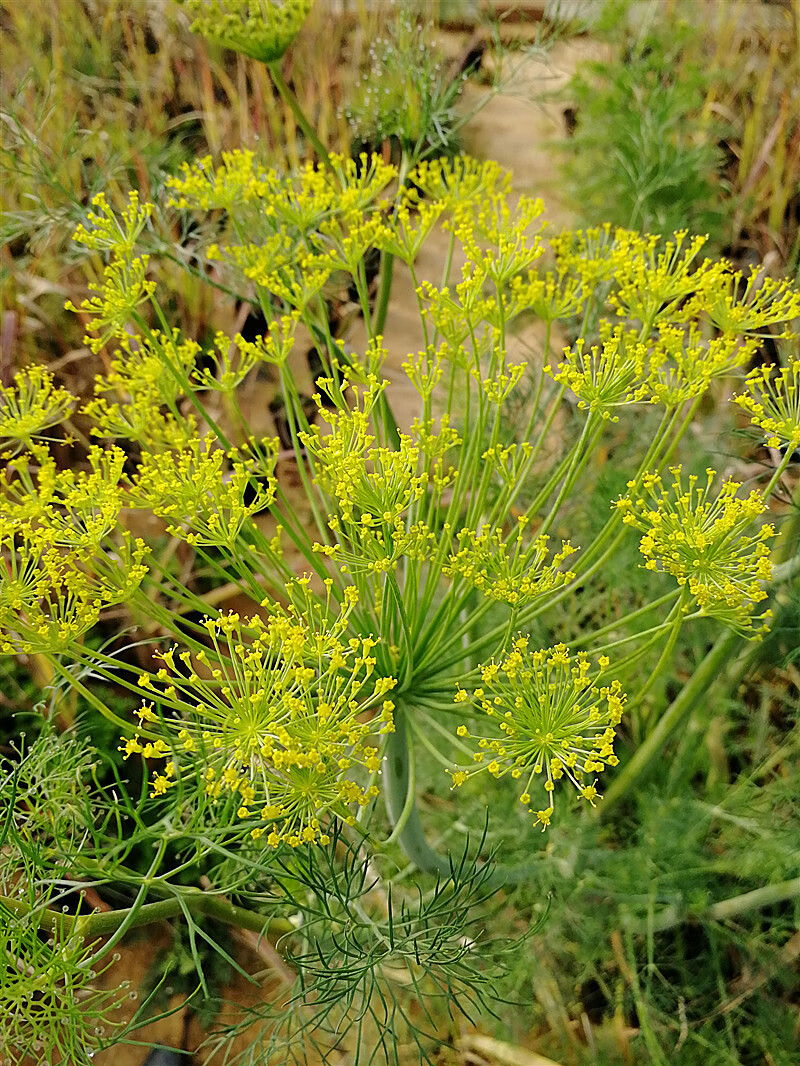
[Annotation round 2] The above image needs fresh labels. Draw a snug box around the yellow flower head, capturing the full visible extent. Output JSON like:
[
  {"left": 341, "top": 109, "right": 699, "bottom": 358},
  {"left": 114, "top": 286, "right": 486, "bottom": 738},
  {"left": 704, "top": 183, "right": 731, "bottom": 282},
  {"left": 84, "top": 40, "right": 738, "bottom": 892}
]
[
  {"left": 616, "top": 467, "right": 774, "bottom": 631},
  {"left": 0, "top": 367, "right": 75, "bottom": 453},
  {"left": 65, "top": 256, "right": 156, "bottom": 354},
  {"left": 183, "top": 0, "right": 313, "bottom": 64},
  {"left": 120, "top": 588, "right": 394, "bottom": 847},
  {"left": 444, "top": 521, "right": 576, "bottom": 608},
  {"left": 448, "top": 641, "right": 625, "bottom": 829},
  {"left": 734, "top": 358, "right": 800, "bottom": 453},
  {"left": 132, "top": 434, "right": 277, "bottom": 549},
  {"left": 0, "top": 529, "right": 148, "bottom": 655},
  {"left": 71, "top": 191, "right": 153, "bottom": 256}
]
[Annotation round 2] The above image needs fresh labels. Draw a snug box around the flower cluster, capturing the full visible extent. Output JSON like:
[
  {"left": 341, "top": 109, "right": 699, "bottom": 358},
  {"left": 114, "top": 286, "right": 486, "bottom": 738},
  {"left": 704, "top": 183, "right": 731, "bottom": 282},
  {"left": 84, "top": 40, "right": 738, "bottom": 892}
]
[
  {"left": 0, "top": 367, "right": 76, "bottom": 454},
  {"left": 734, "top": 358, "right": 800, "bottom": 453},
  {"left": 191, "top": 329, "right": 288, "bottom": 393},
  {"left": 131, "top": 434, "right": 277, "bottom": 548},
  {"left": 65, "top": 255, "right": 155, "bottom": 355},
  {"left": 1, "top": 444, "right": 126, "bottom": 549},
  {"left": 444, "top": 520, "right": 576, "bottom": 608},
  {"left": 449, "top": 641, "right": 625, "bottom": 830},
  {"left": 452, "top": 193, "right": 545, "bottom": 286},
  {"left": 302, "top": 379, "right": 454, "bottom": 575},
  {"left": 644, "top": 326, "right": 756, "bottom": 406},
  {"left": 547, "top": 325, "right": 757, "bottom": 415},
  {"left": 696, "top": 269, "right": 800, "bottom": 337},
  {"left": 168, "top": 149, "right": 394, "bottom": 224},
  {"left": 66, "top": 191, "right": 158, "bottom": 353},
  {"left": 70, "top": 191, "right": 153, "bottom": 255},
  {"left": 166, "top": 149, "right": 274, "bottom": 211},
  {"left": 545, "top": 332, "right": 652, "bottom": 419},
  {"left": 0, "top": 528, "right": 148, "bottom": 655},
  {"left": 605, "top": 230, "right": 723, "bottom": 325},
  {"left": 507, "top": 267, "right": 586, "bottom": 324},
  {"left": 0, "top": 440, "right": 148, "bottom": 653},
  {"left": 83, "top": 330, "right": 199, "bottom": 448},
  {"left": 616, "top": 468, "right": 774, "bottom": 631},
  {"left": 122, "top": 586, "right": 395, "bottom": 847},
  {"left": 183, "top": 0, "right": 313, "bottom": 64},
  {"left": 409, "top": 156, "right": 509, "bottom": 211}
]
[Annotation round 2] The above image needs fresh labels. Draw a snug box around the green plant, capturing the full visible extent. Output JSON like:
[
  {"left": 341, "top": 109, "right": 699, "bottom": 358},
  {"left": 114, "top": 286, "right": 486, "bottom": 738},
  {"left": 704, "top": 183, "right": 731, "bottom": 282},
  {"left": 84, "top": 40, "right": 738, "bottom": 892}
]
[
  {"left": 562, "top": 10, "right": 725, "bottom": 239},
  {"left": 346, "top": 6, "right": 471, "bottom": 163},
  {"left": 2, "top": 4, "right": 800, "bottom": 1064},
  {"left": 562, "top": 0, "right": 800, "bottom": 269}
]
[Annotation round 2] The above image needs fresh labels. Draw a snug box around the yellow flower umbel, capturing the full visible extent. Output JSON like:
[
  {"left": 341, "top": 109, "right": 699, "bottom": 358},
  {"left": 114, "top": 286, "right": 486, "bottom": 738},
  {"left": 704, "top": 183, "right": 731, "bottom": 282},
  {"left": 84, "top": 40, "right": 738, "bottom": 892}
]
[
  {"left": 694, "top": 269, "right": 800, "bottom": 337},
  {"left": 0, "top": 527, "right": 148, "bottom": 655},
  {"left": 83, "top": 329, "right": 199, "bottom": 449},
  {"left": 605, "top": 230, "right": 724, "bottom": 326},
  {"left": 66, "top": 256, "right": 155, "bottom": 355},
  {"left": 616, "top": 468, "right": 775, "bottom": 632},
  {"left": 302, "top": 376, "right": 448, "bottom": 574},
  {"left": 0, "top": 442, "right": 148, "bottom": 653},
  {"left": 734, "top": 358, "right": 800, "bottom": 453},
  {"left": 131, "top": 434, "right": 277, "bottom": 549},
  {"left": 544, "top": 331, "right": 652, "bottom": 420},
  {"left": 1, "top": 444, "right": 126, "bottom": 549},
  {"left": 408, "top": 157, "right": 509, "bottom": 212},
  {"left": 70, "top": 191, "right": 153, "bottom": 255},
  {"left": 183, "top": 0, "right": 313, "bottom": 64},
  {"left": 546, "top": 325, "right": 757, "bottom": 415},
  {"left": 444, "top": 519, "right": 576, "bottom": 608},
  {"left": 449, "top": 641, "right": 625, "bottom": 830},
  {"left": 0, "top": 368, "right": 76, "bottom": 455},
  {"left": 66, "top": 192, "right": 157, "bottom": 354},
  {"left": 122, "top": 587, "right": 395, "bottom": 847}
]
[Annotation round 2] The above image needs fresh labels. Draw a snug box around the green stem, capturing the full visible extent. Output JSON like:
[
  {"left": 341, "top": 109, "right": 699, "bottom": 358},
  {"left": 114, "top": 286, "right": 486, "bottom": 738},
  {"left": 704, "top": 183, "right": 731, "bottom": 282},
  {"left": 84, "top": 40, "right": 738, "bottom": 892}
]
[
  {"left": 537, "top": 415, "right": 597, "bottom": 537},
  {"left": 633, "top": 876, "right": 800, "bottom": 934},
  {"left": 267, "top": 61, "right": 332, "bottom": 170},
  {"left": 628, "top": 591, "right": 688, "bottom": 707},
  {"left": 599, "top": 553, "right": 799, "bottom": 818},
  {"left": 2, "top": 889, "right": 294, "bottom": 944},
  {"left": 85, "top": 840, "right": 168, "bottom": 965},
  {"left": 382, "top": 727, "right": 417, "bottom": 846},
  {"left": 382, "top": 708, "right": 551, "bottom": 891},
  {"left": 47, "top": 656, "right": 140, "bottom": 736},
  {"left": 382, "top": 708, "right": 451, "bottom": 876},
  {"left": 599, "top": 626, "right": 742, "bottom": 818}
]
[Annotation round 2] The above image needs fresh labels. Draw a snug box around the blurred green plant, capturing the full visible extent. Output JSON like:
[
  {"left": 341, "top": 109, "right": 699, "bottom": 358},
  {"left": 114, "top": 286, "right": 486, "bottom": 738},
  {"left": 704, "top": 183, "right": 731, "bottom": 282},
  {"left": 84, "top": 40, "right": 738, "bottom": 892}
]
[
  {"left": 562, "top": 12, "right": 725, "bottom": 239},
  {"left": 346, "top": 6, "right": 471, "bottom": 163},
  {"left": 562, "top": 0, "right": 800, "bottom": 270}
]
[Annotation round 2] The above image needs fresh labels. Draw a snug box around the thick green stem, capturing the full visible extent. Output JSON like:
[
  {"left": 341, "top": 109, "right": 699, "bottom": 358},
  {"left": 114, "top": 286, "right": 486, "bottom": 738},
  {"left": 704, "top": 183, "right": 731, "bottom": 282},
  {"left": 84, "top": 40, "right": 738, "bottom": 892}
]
[
  {"left": 599, "top": 626, "right": 742, "bottom": 818},
  {"left": 3, "top": 889, "right": 293, "bottom": 944},
  {"left": 599, "top": 553, "right": 800, "bottom": 817},
  {"left": 633, "top": 876, "right": 800, "bottom": 934},
  {"left": 382, "top": 708, "right": 451, "bottom": 876},
  {"left": 267, "top": 61, "right": 332, "bottom": 170},
  {"left": 382, "top": 709, "right": 549, "bottom": 890}
]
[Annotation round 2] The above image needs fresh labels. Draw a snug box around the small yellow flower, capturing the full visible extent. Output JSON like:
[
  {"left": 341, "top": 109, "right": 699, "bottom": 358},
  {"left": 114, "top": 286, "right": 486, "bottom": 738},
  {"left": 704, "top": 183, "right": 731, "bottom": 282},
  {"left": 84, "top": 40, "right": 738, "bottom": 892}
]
[
  {"left": 734, "top": 358, "right": 800, "bottom": 453},
  {"left": 444, "top": 522, "right": 576, "bottom": 608},
  {"left": 118, "top": 584, "right": 395, "bottom": 846},
  {"left": 618, "top": 467, "right": 774, "bottom": 631},
  {"left": 0, "top": 368, "right": 75, "bottom": 452},
  {"left": 449, "top": 643, "right": 625, "bottom": 828},
  {"left": 183, "top": 0, "right": 313, "bottom": 64}
]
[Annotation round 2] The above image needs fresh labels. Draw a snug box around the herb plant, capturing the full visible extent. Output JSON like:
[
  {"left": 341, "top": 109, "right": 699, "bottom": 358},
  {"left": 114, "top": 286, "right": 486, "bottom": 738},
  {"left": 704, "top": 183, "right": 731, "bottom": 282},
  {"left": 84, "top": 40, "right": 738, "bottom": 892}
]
[{"left": 2, "top": 3, "right": 799, "bottom": 1064}]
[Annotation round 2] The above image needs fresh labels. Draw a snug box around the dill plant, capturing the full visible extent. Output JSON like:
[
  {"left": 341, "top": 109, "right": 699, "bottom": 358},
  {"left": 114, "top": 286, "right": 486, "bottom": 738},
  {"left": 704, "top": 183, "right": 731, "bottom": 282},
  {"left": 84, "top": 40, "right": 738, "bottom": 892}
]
[{"left": 2, "top": 4, "right": 800, "bottom": 1064}]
